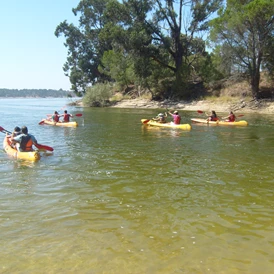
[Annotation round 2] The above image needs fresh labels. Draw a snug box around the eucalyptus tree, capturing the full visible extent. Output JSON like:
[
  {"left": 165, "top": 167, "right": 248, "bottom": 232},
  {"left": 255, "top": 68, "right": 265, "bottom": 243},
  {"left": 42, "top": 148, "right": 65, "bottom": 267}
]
[
  {"left": 103, "top": 0, "right": 222, "bottom": 98},
  {"left": 55, "top": 0, "right": 113, "bottom": 94},
  {"left": 209, "top": 0, "right": 274, "bottom": 98}
]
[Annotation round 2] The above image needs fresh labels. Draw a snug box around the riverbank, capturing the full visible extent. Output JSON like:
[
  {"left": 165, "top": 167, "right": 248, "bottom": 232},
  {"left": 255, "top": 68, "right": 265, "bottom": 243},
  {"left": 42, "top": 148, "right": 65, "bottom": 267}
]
[{"left": 109, "top": 98, "right": 274, "bottom": 114}]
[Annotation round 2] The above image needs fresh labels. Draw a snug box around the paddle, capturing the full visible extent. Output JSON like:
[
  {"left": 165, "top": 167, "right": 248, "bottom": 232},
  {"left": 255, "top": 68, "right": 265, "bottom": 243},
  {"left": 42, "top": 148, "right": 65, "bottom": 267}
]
[
  {"left": 0, "top": 126, "right": 54, "bottom": 151},
  {"left": 142, "top": 119, "right": 150, "bottom": 124},
  {"left": 35, "top": 143, "right": 54, "bottom": 152},
  {"left": 0, "top": 126, "right": 11, "bottom": 134}
]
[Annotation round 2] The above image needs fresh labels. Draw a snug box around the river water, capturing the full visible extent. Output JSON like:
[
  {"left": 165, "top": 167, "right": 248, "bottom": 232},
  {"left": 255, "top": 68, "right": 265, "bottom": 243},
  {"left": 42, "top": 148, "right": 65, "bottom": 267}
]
[{"left": 0, "top": 98, "right": 273, "bottom": 273}]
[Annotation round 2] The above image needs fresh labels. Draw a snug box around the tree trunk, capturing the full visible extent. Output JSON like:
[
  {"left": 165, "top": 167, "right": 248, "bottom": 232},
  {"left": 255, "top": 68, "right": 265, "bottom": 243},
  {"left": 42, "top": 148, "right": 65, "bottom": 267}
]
[{"left": 250, "top": 53, "right": 262, "bottom": 99}]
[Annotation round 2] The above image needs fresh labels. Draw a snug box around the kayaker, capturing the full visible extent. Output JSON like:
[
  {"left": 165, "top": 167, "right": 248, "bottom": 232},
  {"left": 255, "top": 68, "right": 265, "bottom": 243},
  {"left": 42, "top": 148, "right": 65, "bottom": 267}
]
[
  {"left": 52, "top": 111, "right": 61, "bottom": 122},
  {"left": 8, "top": 126, "right": 21, "bottom": 149},
  {"left": 206, "top": 110, "right": 219, "bottom": 121},
  {"left": 9, "top": 126, "right": 21, "bottom": 138},
  {"left": 11, "top": 126, "right": 38, "bottom": 152},
  {"left": 223, "top": 111, "right": 236, "bottom": 122},
  {"left": 60, "top": 110, "right": 73, "bottom": 122},
  {"left": 168, "top": 110, "right": 181, "bottom": 124},
  {"left": 152, "top": 113, "right": 167, "bottom": 123}
]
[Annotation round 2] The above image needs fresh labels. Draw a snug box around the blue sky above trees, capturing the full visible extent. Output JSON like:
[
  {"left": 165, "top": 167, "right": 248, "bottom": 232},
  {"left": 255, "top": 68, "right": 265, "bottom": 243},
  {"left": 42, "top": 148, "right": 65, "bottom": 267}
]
[{"left": 0, "top": 0, "right": 79, "bottom": 90}]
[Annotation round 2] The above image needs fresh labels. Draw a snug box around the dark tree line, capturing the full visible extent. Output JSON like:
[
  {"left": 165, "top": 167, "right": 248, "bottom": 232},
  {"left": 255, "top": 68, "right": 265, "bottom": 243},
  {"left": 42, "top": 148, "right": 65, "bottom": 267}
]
[{"left": 0, "top": 89, "right": 72, "bottom": 98}]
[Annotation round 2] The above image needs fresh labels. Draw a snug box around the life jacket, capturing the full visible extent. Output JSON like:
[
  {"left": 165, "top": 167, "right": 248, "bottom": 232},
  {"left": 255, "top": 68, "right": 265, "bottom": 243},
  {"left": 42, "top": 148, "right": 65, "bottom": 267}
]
[
  {"left": 228, "top": 114, "right": 236, "bottom": 122},
  {"left": 173, "top": 115, "right": 181, "bottom": 124},
  {"left": 211, "top": 114, "right": 218, "bottom": 121},
  {"left": 20, "top": 135, "right": 33, "bottom": 151},
  {"left": 52, "top": 114, "right": 59, "bottom": 122},
  {"left": 63, "top": 113, "right": 70, "bottom": 122}
]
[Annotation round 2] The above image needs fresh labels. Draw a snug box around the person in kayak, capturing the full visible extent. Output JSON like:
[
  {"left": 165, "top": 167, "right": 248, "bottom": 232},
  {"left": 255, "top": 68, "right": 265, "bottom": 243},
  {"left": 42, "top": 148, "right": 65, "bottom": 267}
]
[
  {"left": 52, "top": 111, "right": 61, "bottom": 122},
  {"left": 11, "top": 126, "right": 38, "bottom": 152},
  {"left": 60, "top": 110, "right": 73, "bottom": 122},
  {"left": 168, "top": 110, "right": 181, "bottom": 124},
  {"left": 7, "top": 126, "right": 21, "bottom": 149},
  {"left": 206, "top": 110, "right": 219, "bottom": 121},
  {"left": 9, "top": 126, "right": 21, "bottom": 138},
  {"left": 152, "top": 113, "right": 167, "bottom": 123},
  {"left": 223, "top": 111, "right": 236, "bottom": 122}
]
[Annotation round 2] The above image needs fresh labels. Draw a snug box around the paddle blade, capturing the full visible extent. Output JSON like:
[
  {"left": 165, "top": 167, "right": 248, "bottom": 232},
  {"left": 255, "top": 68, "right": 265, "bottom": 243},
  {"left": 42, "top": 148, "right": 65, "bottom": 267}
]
[
  {"left": 237, "top": 114, "right": 244, "bottom": 117},
  {"left": 197, "top": 110, "right": 204, "bottom": 114},
  {"left": 75, "top": 113, "right": 82, "bottom": 117},
  {"left": 142, "top": 119, "right": 150, "bottom": 124},
  {"left": 35, "top": 143, "right": 54, "bottom": 152},
  {"left": 0, "top": 126, "right": 11, "bottom": 134},
  {"left": 39, "top": 120, "right": 45, "bottom": 125}
]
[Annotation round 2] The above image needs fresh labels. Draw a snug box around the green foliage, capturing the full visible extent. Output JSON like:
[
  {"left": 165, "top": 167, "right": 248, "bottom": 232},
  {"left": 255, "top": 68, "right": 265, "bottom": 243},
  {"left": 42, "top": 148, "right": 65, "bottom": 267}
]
[
  {"left": 209, "top": 0, "right": 274, "bottom": 97},
  {"left": 82, "top": 83, "right": 113, "bottom": 106},
  {"left": 56, "top": 0, "right": 222, "bottom": 99},
  {"left": 55, "top": 0, "right": 113, "bottom": 95},
  {"left": 99, "top": 49, "right": 135, "bottom": 89},
  {"left": 56, "top": 0, "right": 274, "bottom": 100}
]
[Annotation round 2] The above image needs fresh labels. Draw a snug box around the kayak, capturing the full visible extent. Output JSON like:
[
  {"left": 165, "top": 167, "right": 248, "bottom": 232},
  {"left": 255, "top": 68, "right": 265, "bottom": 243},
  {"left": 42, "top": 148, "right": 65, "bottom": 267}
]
[
  {"left": 141, "top": 119, "right": 191, "bottom": 130},
  {"left": 39, "top": 119, "right": 78, "bottom": 127},
  {"left": 191, "top": 118, "right": 248, "bottom": 126},
  {"left": 3, "top": 136, "right": 41, "bottom": 161}
]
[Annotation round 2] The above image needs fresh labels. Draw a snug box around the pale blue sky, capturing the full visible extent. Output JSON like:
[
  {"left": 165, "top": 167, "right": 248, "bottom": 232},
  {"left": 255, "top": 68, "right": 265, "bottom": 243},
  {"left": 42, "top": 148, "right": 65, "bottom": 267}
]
[{"left": 0, "top": 0, "right": 80, "bottom": 90}]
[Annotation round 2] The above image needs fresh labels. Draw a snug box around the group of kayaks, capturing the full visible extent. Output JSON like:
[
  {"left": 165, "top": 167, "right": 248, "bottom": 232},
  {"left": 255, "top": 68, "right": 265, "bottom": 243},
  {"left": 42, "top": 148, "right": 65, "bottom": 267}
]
[
  {"left": 141, "top": 116, "right": 248, "bottom": 130},
  {"left": 3, "top": 109, "right": 247, "bottom": 161},
  {"left": 2, "top": 113, "right": 82, "bottom": 162}
]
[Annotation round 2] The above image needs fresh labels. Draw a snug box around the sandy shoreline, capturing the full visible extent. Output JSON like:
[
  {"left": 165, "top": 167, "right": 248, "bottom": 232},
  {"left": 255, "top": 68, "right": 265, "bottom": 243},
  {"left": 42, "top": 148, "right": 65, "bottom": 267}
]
[{"left": 109, "top": 98, "right": 274, "bottom": 114}]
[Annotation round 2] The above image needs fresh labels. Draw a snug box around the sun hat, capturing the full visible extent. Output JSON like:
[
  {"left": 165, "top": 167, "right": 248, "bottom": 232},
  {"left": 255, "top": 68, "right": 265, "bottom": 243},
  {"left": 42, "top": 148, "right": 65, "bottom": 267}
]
[{"left": 173, "top": 111, "right": 178, "bottom": 114}]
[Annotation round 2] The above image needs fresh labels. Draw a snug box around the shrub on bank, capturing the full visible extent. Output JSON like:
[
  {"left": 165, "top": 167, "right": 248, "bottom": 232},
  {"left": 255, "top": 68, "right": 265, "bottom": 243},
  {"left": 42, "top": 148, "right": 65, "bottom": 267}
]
[{"left": 82, "top": 83, "right": 113, "bottom": 107}]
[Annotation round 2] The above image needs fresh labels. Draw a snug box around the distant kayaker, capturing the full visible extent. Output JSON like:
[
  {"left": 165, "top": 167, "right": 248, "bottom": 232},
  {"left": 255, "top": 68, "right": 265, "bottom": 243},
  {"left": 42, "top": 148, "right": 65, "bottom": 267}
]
[
  {"left": 206, "top": 110, "right": 219, "bottom": 121},
  {"left": 60, "top": 110, "right": 73, "bottom": 122},
  {"left": 11, "top": 126, "right": 38, "bottom": 152},
  {"left": 52, "top": 111, "right": 61, "bottom": 122},
  {"left": 223, "top": 111, "right": 236, "bottom": 122},
  {"left": 152, "top": 113, "right": 167, "bottom": 123},
  {"left": 168, "top": 110, "right": 181, "bottom": 124}
]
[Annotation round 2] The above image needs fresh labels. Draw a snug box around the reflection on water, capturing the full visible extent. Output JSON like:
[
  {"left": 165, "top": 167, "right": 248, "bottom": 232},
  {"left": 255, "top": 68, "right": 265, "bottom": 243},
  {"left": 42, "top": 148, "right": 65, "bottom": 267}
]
[{"left": 0, "top": 99, "right": 273, "bottom": 273}]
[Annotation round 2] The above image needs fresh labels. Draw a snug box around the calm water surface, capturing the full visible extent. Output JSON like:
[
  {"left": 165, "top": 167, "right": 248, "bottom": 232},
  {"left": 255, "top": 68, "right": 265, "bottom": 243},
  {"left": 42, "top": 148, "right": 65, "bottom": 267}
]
[{"left": 0, "top": 98, "right": 273, "bottom": 273}]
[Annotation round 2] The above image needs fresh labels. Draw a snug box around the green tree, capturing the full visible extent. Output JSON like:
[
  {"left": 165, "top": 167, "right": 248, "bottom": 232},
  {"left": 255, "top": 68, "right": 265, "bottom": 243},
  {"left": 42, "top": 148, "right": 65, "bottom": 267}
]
[
  {"left": 55, "top": 0, "right": 112, "bottom": 95},
  {"left": 104, "top": 0, "right": 222, "bottom": 99},
  {"left": 209, "top": 0, "right": 274, "bottom": 98}
]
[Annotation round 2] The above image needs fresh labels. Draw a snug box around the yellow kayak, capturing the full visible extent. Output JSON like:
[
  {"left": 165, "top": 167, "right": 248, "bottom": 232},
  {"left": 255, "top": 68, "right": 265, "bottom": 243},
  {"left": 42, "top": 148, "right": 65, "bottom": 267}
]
[
  {"left": 3, "top": 136, "right": 41, "bottom": 161},
  {"left": 141, "top": 119, "right": 191, "bottom": 130},
  {"left": 191, "top": 118, "right": 248, "bottom": 126},
  {"left": 39, "top": 119, "right": 78, "bottom": 127}
]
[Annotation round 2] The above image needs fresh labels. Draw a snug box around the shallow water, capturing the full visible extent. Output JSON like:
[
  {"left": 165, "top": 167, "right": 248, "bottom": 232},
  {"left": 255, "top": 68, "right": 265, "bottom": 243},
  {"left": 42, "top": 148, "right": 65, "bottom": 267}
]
[{"left": 0, "top": 98, "right": 273, "bottom": 273}]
